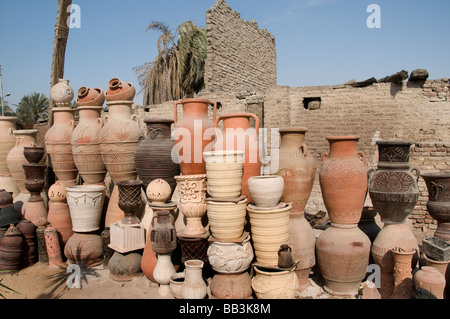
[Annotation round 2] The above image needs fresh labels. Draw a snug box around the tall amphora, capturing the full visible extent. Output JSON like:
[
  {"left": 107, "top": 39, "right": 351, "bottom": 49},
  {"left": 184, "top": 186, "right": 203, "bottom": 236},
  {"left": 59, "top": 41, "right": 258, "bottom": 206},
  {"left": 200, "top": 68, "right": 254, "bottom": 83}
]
[{"left": 0, "top": 116, "right": 19, "bottom": 197}]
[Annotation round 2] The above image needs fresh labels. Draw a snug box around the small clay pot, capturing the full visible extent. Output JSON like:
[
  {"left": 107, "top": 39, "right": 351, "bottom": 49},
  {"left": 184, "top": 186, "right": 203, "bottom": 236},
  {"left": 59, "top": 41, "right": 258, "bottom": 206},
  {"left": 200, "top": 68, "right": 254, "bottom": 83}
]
[
  {"left": 247, "top": 175, "right": 284, "bottom": 207},
  {"left": 210, "top": 272, "right": 253, "bottom": 299},
  {"left": 105, "top": 78, "right": 136, "bottom": 102},
  {"left": 108, "top": 250, "right": 143, "bottom": 282}
]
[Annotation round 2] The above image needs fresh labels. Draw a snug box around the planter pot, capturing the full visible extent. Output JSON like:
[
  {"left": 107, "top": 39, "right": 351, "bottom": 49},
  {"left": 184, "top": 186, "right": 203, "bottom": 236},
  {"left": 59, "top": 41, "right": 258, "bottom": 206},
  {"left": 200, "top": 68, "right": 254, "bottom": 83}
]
[
  {"left": 203, "top": 150, "right": 244, "bottom": 200},
  {"left": 173, "top": 98, "right": 217, "bottom": 175},
  {"left": 422, "top": 237, "right": 450, "bottom": 262},
  {"left": 135, "top": 119, "right": 180, "bottom": 193},
  {"left": 247, "top": 175, "right": 284, "bottom": 207},
  {"left": 117, "top": 180, "right": 143, "bottom": 226},
  {"left": 50, "top": 79, "right": 74, "bottom": 106},
  {"left": 105, "top": 78, "right": 136, "bottom": 102},
  {"left": 210, "top": 272, "right": 253, "bottom": 299},
  {"left": 390, "top": 247, "right": 416, "bottom": 299},
  {"left": 276, "top": 128, "right": 316, "bottom": 214},
  {"left": 206, "top": 197, "right": 248, "bottom": 241},
  {"left": 64, "top": 232, "right": 104, "bottom": 267},
  {"left": 319, "top": 136, "right": 367, "bottom": 224},
  {"left": 181, "top": 260, "right": 207, "bottom": 300},
  {"left": 207, "top": 235, "right": 254, "bottom": 274},
  {"left": 247, "top": 203, "right": 292, "bottom": 267},
  {"left": 213, "top": 113, "right": 261, "bottom": 202},
  {"left": 414, "top": 266, "right": 446, "bottom": 299},
  {"left": 66, "top": 185, "right": 106, "bottom": 233},
  {"left": 316, "top": 223, "right": 371, "bottom": 297},
  {"left": 251, "top": 265, "right": 299, "bottom": 299}
]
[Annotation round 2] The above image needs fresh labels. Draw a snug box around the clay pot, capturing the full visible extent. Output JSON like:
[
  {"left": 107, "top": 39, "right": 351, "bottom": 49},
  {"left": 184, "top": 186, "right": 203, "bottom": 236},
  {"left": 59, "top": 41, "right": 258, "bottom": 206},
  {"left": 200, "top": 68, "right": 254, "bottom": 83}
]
[
  {"left": 203, "top": 150, "right": 244, "bottom": 200},
  {"left": 0, "top": 224, "right": 24, "bottom": 272},
  {"left": 44, "top": 225, "right": 65, "bottom": 267},
  {"left": 319, "top": 136, "right": 368, "bottom": 224},
  {"left": 247, "top": 175, "right": 284, "bottom": 207},
  {"left": 35, "top": 217, "right": 49, "bottom": 265},
  {"left": 247, "top": 203, "right": 292, "bottom": 267},
  {"left": 414, "top": 266, "right": 446, "bottom": 299},
  {"left": 50, "top": 79, "right": 74, "bottom": 106},
  {"left": 0, "top": 116, "right": 17, "bottom": 175},
  {"left": 105, "top": 78, "right": 136, "bottom": 102},
  {"left": 0, "top": 205, "right": 21, "bottom": 228},
  {"left": 153, "top": 253, "right": 176, "bottom": 297},
  {"left": 213, "top": 113, "right": 261, "bottom": 202},
  {"left": 47, "top": 182, "right": 73, "bottom": 244},
  {"left": 421, "top": 172, "right": 450, "bottom": 243},
  {"left": 173, "top": 98, "right": 217, "bottom": 175},
  {"left": 117, "top": 180, "right": 143, "bottom": 225},
  {"left": 23, "top": 146, "right": 45, "bottom": 164},
  {"left": 181, "top": 260, "right": 207, "bottom": 300},
  {"left": 146, "top": 179, "right": 172, "bottom": 205},
  {"left": 22, "top": 164, "right": 47, "bottom": 226},
  {"left": 210, "top": 272, "right": 253, "bottom": 299},
  {"left": 206, "top": 197, "right": 247, "bottom": 241},
  {"left": 358, "top": 207, "right": 381, "bottom": 243},
  {"left": 178, "top": 236, "right": 210, "bottom": 266},
  {"left": 108, "top": 251, "right": 142, "bottom": 282},
  {"left": 135, "top": 119, "right": 180, "bottom": 192},
  {"left": 369, "top": 141, "right": 420, "bottom": 224},
  {"left": 207, "top": 235, "right": 254, "bottom": 274},
  {"left": 16, "top": 219, "right": 37, "bottom": 267},
  {"left": 66, "top": 185, "right": 106, "bottom": 233},
  {"left": 64, "top": 232, "right": 104, "bottom": 267},
  {"left": 175, "top": 174, "right": 208, "bottom": 237},
  {"left": 390, "top": 247, "right": 416, "bottom": 299},
  {"left": 71, "top": 105, "right": 106, "bottom": 185},
  {"left": 316, "top": 223, "right": 371, "bottom": 297},
  {"left": 0, "top": 189, "right": 13, "bottom": 209},
  {"left": 251, "top": 265, "right": 299, "bottom": 299},
  {"left": 151, "top": 210, "right": 177, "bottom": 254},
  {"left": 278, "top": 244, "right": 295, "bottom": 269},
  {"left": 276, "top": 128, "right": 316, "bottom": 214},
  {"left": 76, "top": 87, "right": 105, "bottom": 107},
  {"left": 170, "top": 272, "right": 185, "bottom": 299}
]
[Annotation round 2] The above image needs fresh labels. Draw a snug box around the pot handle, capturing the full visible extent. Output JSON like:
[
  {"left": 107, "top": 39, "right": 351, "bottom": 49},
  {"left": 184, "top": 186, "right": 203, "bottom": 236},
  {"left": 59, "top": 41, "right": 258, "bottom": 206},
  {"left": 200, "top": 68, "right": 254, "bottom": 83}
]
[
  {"left": 411, "top": 167, "right": 420, "bottom": 184},
  {"left": 368, "top": 168, "right": 376, "bottom": 181},
  {"left": 131, "top": 114, "right": 139, "bottom": 123},
  {"left": 321, "top": 153, "right": 329, "bottom": 164},
  {"left": 300, "top": 144, "right": 308, "bottom": 158},
  {"left": 104, "top": 115, "right": 109, "bottom": 124},
  {"left": 358, "top": 151, "right": 366, "bottom": 166},
  {"left": 173, "top": 100, "right": 182, "bottom": 125},
  {"left": 8, "top": 128, "right": 13, "bottom": 136},
  {"left": 96, "top": 118, "right": 103, "bottom": 128},
  {"left": 69, "top": 120, "right": 75, "bottom": 130},
  {"left": 430, "top": 181, "right": 443, "bottom": 201}
]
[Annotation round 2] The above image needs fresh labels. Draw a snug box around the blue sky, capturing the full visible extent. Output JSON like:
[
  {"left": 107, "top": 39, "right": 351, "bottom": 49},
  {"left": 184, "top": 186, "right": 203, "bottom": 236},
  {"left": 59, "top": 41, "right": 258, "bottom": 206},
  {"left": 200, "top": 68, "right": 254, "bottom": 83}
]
[{"left": 0, "top": 0, "right": 449, "bottom": 109}]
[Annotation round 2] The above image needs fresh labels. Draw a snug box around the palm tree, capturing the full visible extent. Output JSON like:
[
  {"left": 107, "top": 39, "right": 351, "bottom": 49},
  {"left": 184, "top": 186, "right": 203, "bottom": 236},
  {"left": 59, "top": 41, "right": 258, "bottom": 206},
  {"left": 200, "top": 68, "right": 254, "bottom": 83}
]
[
  {"left": 135, "top": 20, "right": 207, "bottom": 105},
  {"left": 14, "top": 92, "right": 49, "bottom": 129}
]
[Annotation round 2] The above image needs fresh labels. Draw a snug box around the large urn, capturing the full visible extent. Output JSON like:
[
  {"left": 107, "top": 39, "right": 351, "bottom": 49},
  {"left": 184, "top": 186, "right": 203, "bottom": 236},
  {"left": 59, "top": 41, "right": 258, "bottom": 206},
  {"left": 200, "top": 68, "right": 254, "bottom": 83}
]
[{"left": 0, "top": 116, "right": 19, "bottom": 197}]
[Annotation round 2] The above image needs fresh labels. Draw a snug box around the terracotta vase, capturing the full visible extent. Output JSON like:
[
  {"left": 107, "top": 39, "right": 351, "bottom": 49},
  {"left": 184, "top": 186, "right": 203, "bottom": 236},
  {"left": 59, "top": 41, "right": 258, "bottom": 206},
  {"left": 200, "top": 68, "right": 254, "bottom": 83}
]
[
  {"left": 413, "top": 266, "right": 446, "bottom": 299},
  {"left": 153, "top": 253, "right": 176, "bottom": 297},
  {"left": 369, "top": 141, "right": 420, "bottom": 224},
  {"left": 276, "top": 128, "right": 316, "bottom": 214},
  {"left": 206, "top": 197, "right": 248, "bottom": 241},
  {"left": 47, "top": 181, "right": 74, "bottom": 244},
  {"left": 35, "top": 217, "right": 49, "bottom": 265},
  {"left": 0, "top": 224, "right": 24, "bottom": 273},
  {"left": 6, "top": 129, "right": 38, "bottom": 209},
  {"left": 247, "top": 203, "right": 292, "bottom": 267},
  {"left": 175, "top": 174, "right": 208, "bottom": 237},
  {"left": 76, "top": 87, "right": 105, "bottom": 107},
  {"left": 45, "top": 106, "right": 78, "bottom": 186},
  {"left": 247, "top": 175, "right": 284, "bottom": 207},
  {"left": 16, "top": 219, "right": 37, "bottom": 267},
  {"left": 251, "top": 265, "right": 299, "bottom": 299},
  {"left": 390, "top": 247, "right": 416, "bottom": 299},
  {"left": 66, "top": 185, "right": 106, "bottom": 233},
  {"left": 213, "top": 113, "right": 261, "bottom": 202},
  {"left": 108, "top": 251, "right": 143, "bottom": 282},
  {"left": 173, "top": 98, "right": 217, "bottom": 175},
  {"left": 71, "top": 104, "right": 106, "bottom": 185},
  {"left": 319, "top": 136, "right": 368, "bottom": 224},
  {"left": 210, "top": 272, "right": 253, "bottom": 299},
  {"left": 0, "top": 116, "right": 19, "bottom": 197},
  {"left": 135, "top": 119, "right": 180, "bottom": 193},
  {"left": 316, "top": 223, "right": 371, "bottom": 297},
  {"left": 181, "top": 260, "right": 207, "bottom": 300},
  {"left": 64, "top": 232, "right": 104, "bottom": 267},
  {"left": 50, "top": 79, "right": 75, "bottom": 106},
  {"left": 421, "top": 172, "right": 450, "bottom": 243},
  {"left": 99, "top": 100, "right": 143, "bottom": 227},
  {"left": 105, "top": 78, "right": 136, "bottom": 102},
  {"left": 207, "top": 235, "right": 254, "bottom": 274},
  {"left": 203, "top": 150, "right": 244, "bottom": 200},
  {"left": 151, "top": 210, "right": 177, "bottom": 254},
  {"left": 117, "top": 180, "right": 143, "bottom": 226},
  {"left": 44, "top": 225, "right": 65, "bottom": 267},
  {"left": 422, "top": 254, "right": 450, "bottom": 299}
]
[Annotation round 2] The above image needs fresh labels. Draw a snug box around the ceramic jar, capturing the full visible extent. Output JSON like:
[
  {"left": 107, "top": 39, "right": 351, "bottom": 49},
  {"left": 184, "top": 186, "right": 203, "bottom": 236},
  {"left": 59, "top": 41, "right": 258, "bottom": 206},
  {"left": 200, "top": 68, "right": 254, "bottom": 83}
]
[
  {"left": 64, "top": 232, "right": 104, "bottom": 267},
  {"left": 0, "top": 224, "right": 24, "bottom": 272},
  {"left": 206, "top": 197, "right": 248, "bottom": 241},
  {"left": 210, "top": 272, "right": 253, "bottom": 299},
  {"left": 316, "top": 223, "right": 371, "bottom": 297},
  {"left": 421, "top": 172, "right": 450, "bottom": 242},
  {"left": 170, "top": 272, "right": 185, "bottom": 299},
  {"left": 35, "top": 217, "right": 49, "bottom": 265},
  {"left": 175, "top": 174, "right": 208, "bottom": 237},
  {"left": 76, "top": 87, "right": 105, "bottom": 107},
  {"left": 16, "top": 219, "right": 37, "bottom": 267},
  {"left": 135, "top": 119, "right": 180, "bottom": 193},
  {"left": 213, "top": 113, "right": 261, "bottom": 202},
  {"left": 50, "top": 79, "right": 74, "bottom": 106},
  {"left": 247, "top": 203, "right": 292, "bottom": 267},
  {"left": 71, "top": 104, "right": 106, "bottom": 185},
  {"left": 45, "top": 107, "right": 78, "bottom": 186},
  {"left": 151, "top": 210, "right": 177, "bottom": 254},
  {"left": 105, "top": 78, "right": 136, "bottom": 102},
  {"left": 251, "top": 265, "right": 299, "bottom": 299},
  {"left": 276, "top": 128, "right": 316, "bottom": 214},
  {"left": 47, "top": 181, "right": 73, "bottom": 244},
  {"left": 207, "top": 235, "right": 254, "bottom": 274},
  {"left": 247, "top": 175, "right": 284, "bottom": 207},
  {"left": 66, "top": 185, "right": 106, "bottom": 232},
  {"left": 0, "top": 116, "right": 19, "bottom": 197},
  {"left": 319, "top": 136, "right": 367, "bottom": 224},
  {"left": 181, "top": 260, "right": 207, "bottom": 300},
  {"left": 173, "top": 98, "right": 217, "bottom": 175},
  {"left": 390, "top": 247, "right": 415, "bottom": 299},
  {"left": 108, "top": 251, "right": 143, "bottom": 282},
  {"left": 117, "top": 180, "right": 143, "bottom": 225},
  {"left": 44, "top": 225, "right": 65, "bottom": 267},
  {"left": 146, "top": 178, "right": 172, "bottom": 205},
  {"left": 203, "top": 150, "right": 244, "bottom": 200},
  {"left": 153, "top": 253, "right": 176, "bottom": 297},
  {"left": 413, "top": 266, "right": 446, "bottom": 299}
]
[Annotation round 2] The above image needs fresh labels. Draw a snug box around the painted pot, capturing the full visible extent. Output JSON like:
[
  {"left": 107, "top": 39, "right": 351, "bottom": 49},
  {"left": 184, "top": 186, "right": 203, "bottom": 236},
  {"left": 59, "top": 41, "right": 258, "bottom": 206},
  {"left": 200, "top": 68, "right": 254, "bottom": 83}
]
[
  {"left": 66, "top": 185, "right": 106, "bottom": 233},
  {"left": 206, "top": 197, "right": 248, "bottom": 241},
  {"left": 213, "top": 113, "right": 261, "bottom": 202},
  {"left": 316, "top": 223, "right": 371, "bottom": 297},
  {"left": 135, "top": 119, "right": 180, "bottom": 193},
  {"left": 173, "top": 98, "right": 217, "bottom": 175},
  {"left": 413, "top": 266, "right": 446, "bottom": 299},
  {"left": 319, "top": 136, "right": 368, "bottom": 224},
  {"left": 210, "top": 272, "right": 253, "bottom": 299},
  {"left": 105, "top": 78, "right": 136, "bottom": 102},
  {"left": 276, "top": 128, "right": 316, "bottom": 214},
  {"left": 203, "top": 150, "right": 244, "bottom": 200},
  {"left": 247, "top": 203, "right": 292, "bottom": 267},
  {"left": 247, "top": 175, "right": 284, "bottom": 207},
  {"left": 251, "top": 265, "right": 299, "bottom": 299},
  {"left": 50, "top": 79, "right": 74, "bottom": 106},
  {"left": 181, "top": 260, "right": 207, "bottom": 300},
  {"left": 207, "top": 235, "right": 254, "bottom": 274}
]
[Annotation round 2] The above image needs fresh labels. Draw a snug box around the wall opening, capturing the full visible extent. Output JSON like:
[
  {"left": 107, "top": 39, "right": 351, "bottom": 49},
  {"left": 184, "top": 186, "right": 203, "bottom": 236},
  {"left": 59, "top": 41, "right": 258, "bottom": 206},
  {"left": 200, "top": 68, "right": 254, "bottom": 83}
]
[{"left": 303, "top": 97, "right": 322, "bottom": 110}]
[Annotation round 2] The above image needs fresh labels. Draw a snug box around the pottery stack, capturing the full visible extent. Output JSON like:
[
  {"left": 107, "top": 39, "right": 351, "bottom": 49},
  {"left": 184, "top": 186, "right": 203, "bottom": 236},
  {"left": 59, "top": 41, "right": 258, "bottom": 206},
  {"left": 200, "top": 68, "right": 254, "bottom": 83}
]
[{"left": 316, "top": 135, "right": 371, "bottom": 297}]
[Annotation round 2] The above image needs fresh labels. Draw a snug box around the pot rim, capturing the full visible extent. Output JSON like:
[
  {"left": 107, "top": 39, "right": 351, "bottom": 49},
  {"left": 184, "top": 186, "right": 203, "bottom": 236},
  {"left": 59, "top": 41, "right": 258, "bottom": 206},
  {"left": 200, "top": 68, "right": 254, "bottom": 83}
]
[
  {"left": 144, "top": 118, "right": 174, "bottom": 125},
  {"left": 326, "top": 135, "right": 360, "bottom": 141},
  {"left": 13, "top": 129, "right": 38, "bottom": 135},
  {"left": 66, "top": 185, "right": 106, "bottom": 193},
  {"left": 279, "top": 127, "right": 308, "bottom": 133},
  {"left": 421, "top": 172, "right": 450, "bottom": 179},
  {"left": 203, "top": 150, "right": 245, "bottom": 157},
  {"left": 174, "top": 174, "right": 206, "bottom": 181},
  {"left": 0, "top": 116, "right": 18, "bottom": 121},
  {"left": 248, "top": 175, "right": 283, "bottom": 181},
  {"left": 376, "top": 140, "right": 413, "bottom": 146},
  {"left": 174, "top": 98, "right": 215, "bottom": 105},
  {"left": 184, "top": 259, "right": 204, "bottom": 269}
]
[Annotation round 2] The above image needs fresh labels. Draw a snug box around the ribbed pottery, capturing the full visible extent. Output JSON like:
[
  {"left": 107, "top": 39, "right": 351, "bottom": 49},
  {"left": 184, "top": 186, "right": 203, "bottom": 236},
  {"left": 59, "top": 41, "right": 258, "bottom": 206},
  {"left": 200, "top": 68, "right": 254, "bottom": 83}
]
[
  {"left": 206, "top": 197, "right": 248, "bottom": 241},
  {"left": 203, "top": 150, "right": 244, "bottom": 200},
  {"left": 251, "top": 265, "right": 299, "bottom": 299},
  {"left": 66, "top": 185, "right": 106, "bottom": 232}
]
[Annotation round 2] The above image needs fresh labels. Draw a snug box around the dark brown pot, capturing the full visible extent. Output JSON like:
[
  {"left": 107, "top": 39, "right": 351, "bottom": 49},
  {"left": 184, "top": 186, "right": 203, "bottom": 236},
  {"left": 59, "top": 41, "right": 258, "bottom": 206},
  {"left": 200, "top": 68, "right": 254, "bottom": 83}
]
[
  {"left": 0, "top": 224, "right": 24, "bottom": 272},
  {"left": 135, "top": 119, "right": 180, "bottom": 193},
  {"left": 23, "top": 164, "right": 46, "bottom": 202},
  {"left": 117, "top": 180, "right": 143, "bottom": 225},
  {"left": 151, "top": 210, "right": 177, "bottom": 254},
  {"left": 23, "top": 146, "right": 45, "bottom": 164},
  {"left": 16, "top": 219, "right": 37, "bottom": 267}
]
